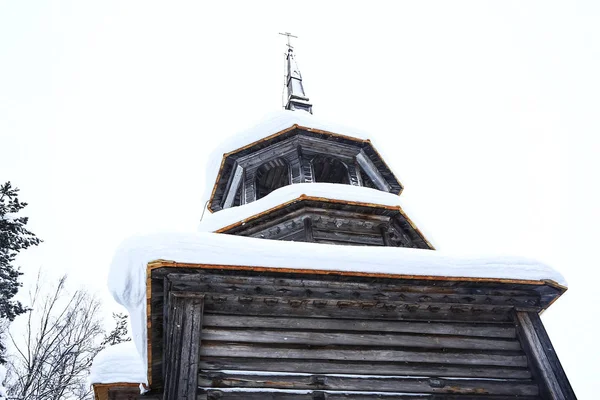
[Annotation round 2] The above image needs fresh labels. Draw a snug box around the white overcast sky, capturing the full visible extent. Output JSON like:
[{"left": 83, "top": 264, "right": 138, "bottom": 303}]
[{"left": 1, "top": 1, "right": 599, "bottom": 397}]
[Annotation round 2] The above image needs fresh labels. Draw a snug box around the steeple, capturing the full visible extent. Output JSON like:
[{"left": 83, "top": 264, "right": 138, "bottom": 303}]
[{"left": 280, "top": 32, "right": 313, "bottom": 114}]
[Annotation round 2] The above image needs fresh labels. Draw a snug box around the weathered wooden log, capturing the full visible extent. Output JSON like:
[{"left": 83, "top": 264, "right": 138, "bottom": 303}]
[
  {"left": 200, "top": 328, "right": 521, "bottom": 351},
  {"left": 199, "top": 342, "right": 528, "bottom": 367},
  {"left": 197, "top": 389, "right": 541, "bottom": 400},
  {"left": 198, "top": 357, "right": 532, "bottom": 379},
  {"left": 197, "top": 372, "right": 538, "bottom": 396},
  {"left": 516, "top": 311, "right": 577, "bottom": 399},
  {"left": 202, "top": 315, "right": 517, "bottom": 338}
]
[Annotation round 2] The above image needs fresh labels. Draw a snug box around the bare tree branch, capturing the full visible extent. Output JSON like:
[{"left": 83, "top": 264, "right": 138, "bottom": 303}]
[{"left": 6, "top": 275, "right": 104, "bottom": 400}]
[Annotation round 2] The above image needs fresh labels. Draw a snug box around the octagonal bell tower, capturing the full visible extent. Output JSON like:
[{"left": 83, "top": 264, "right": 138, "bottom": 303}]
[{"left": 202, "top": 40, "right": 432, "bottom": 249}]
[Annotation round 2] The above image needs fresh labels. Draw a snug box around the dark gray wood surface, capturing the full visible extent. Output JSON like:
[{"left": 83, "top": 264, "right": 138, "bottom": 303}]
[
  {"left": 149, "top": 268, "right": 568, "bottom": 399},
  {"left": 219, "top": 200, "right": 432, "bottom": 249},
  {"left": 516, "top": 311, "right": 576, "bottom": 399},
  {"left": 163, "top": 292, "right": 204, "bottom": 400},
  {"left": 197, "top": 390, "right": 542, "bottom": 400},
  {"left": 197, "top": 372, "right": 538, "bottom": 395}
]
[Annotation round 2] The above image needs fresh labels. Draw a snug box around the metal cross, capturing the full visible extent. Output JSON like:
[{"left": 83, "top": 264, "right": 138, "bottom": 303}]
[{"left": 279, "top": 32, "right": 298, "bottom": 50}]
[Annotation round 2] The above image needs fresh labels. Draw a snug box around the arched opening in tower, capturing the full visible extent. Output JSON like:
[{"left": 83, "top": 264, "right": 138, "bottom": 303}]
[
  {"left": 311, "top": 155, "right": 350, "bottom": 184},
  {"left": 255, "top": 158, "right": 291, "bottom": 199}
]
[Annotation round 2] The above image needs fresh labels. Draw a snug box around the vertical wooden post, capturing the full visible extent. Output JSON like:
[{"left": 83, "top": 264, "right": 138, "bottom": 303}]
[
  {"left": 354, "top": 162, "right": 364, "bottom": 187},
  {"left": 380, "top": 224, "right": 392, "bottom": 246},
  {"left": 347, "top": 163, "right": 361, "bottom": 186},
  {"left": 243, "top": 169, "right": 257, "bottom": 204},
  {"left": 164, "top": 292, "right": 205, "bottom": 400},
  {"left": 516, "top": 311, "right": 576, "bottom": 400},
  {"left": 298, "top": 146, "right": 314, "bottom": 183},
  {"left": 223, "top": 165, "right": 244, "bottom": 209},
  {"left": 287, "top": 150, "right": 303, "bottom": 184},
  {"left": 304, "top": 217, "right": 315, "bottom": 242}
]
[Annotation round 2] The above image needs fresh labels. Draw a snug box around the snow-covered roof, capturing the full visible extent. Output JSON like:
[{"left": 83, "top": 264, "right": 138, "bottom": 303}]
[
  {"left": 202, "top": 110, "right": 394, "bottom": 208},
  {"left": 198, "top": 183, "right": 418, "bottom": 233},
  {"left": 90, "top": 342, "right": 147, "bottom": 386},
  {"left": 107, "top": 231, "right": 567, "bottom": 378}
]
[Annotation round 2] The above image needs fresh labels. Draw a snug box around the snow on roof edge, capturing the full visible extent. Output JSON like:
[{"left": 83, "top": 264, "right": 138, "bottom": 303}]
[
  {"left": 89, "top": 342, "right": 147, "bottom": 386},
  {"left": 107, "top": 231, "right": 567, "bottom": 379},
  {"left": 198, "top": 183, "right": 427, "bottom": 239}
]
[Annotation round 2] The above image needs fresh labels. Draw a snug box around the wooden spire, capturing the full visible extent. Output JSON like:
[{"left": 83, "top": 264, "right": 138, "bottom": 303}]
[{"left": 280, "top": 32, "right": 313, "bottom": 114}]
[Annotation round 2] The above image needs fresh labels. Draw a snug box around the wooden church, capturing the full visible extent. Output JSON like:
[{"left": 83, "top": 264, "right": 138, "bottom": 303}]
[{"left": 91, "top": 38, "right": 576, "bottom": 400}]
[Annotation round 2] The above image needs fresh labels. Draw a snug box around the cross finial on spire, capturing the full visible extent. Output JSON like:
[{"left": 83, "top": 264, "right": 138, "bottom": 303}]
[
  {"left": 279, "top": 32, "right": 298, "bottom": 52},
  {"left": 279, "top": 32, "right": 313, "bottom": 114}
]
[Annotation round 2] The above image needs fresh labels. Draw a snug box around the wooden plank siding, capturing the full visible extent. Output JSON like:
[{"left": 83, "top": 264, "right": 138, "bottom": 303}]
[
  {"left": 196, "top": 313, "right": 535, "bottom": 397},
  {"left": 146, "top": 267, "right": 566, "bottom": 399}
]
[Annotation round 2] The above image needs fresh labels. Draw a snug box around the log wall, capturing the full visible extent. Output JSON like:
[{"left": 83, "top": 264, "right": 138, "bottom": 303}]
[{"left": 146, "top": 267, "right": 570, "bottom": 400}]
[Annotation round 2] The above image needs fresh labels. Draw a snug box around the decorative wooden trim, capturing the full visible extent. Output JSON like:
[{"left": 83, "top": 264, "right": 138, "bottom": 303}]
[
  {"left": 212, "top": 194, "right": 435, "bottom": 249},
  {"left": 207, "top": 124, "right": 404, "bottom": 212},
  {"left": 148, "top": 261, "right": 558, "bottom": 287},
  {"left": 516, "top": 311, "right": 577, "bottom": 399},
  {"left": 303, "top": 217, "right": 314, "bottom": 242}
]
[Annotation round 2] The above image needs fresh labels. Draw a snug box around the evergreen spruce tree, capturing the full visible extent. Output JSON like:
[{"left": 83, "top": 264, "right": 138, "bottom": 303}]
[{"left": 0, "top": 182, "right": 41, "bottom": 363}]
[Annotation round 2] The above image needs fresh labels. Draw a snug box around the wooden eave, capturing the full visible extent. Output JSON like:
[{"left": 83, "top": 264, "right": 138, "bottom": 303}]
[
  {"left": 207, "top": 124, "right": 403, "bottom": 212},
  {"left": 212, "top": 194, "right": 434, "bottom": 249},
  {"left": 145, "top": 260, "right": 567, "bottom": 388}
]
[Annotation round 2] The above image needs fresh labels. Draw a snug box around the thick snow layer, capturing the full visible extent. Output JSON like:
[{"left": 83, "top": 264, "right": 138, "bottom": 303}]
[
  {"left": 202, "top": 110, "right": 396, "bottom": 207},
  {"left": 89, "top": 342, "right": 147, "bottom": 385},
  {"left": 198, "top": 183, "right": 409, "bottom": 233},
  {"left": 108, "top": 231, "right": 566, "bottom": 375}
]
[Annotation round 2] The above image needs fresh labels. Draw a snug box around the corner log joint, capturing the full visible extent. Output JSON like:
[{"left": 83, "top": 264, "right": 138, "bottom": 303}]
[
  {"left": 163, "top": 292, "right": 205, "bottom": 400},
  {"left": 516, "top": 311, "right": 576, "bottom": 400}
]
